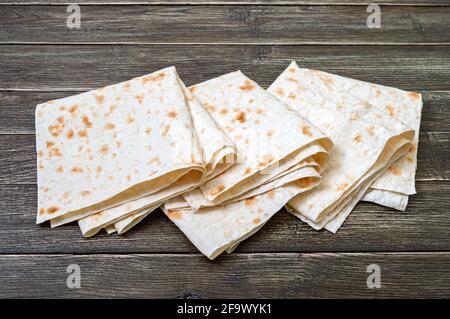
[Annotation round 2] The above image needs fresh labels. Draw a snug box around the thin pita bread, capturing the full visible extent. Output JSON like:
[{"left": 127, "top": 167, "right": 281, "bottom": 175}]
[
  {"left": 95, "top": 78, "right": 238, "bottom": 236},
  {"left": 163, "top": 171, "right": 321, "bottom": 260},
  {"left": 283, "top": 65, "right": 422, "bottom": 210},
  {"left": 182, "top": 71, "right": 331, "bottom": 210},
  {"left": 76, "top": 72, "right": 237, "bottom": 237},
  {"left": 336, "top": 80, "right": 420, "bottom": 210},
  {"left": 159, "top": 72, "right": 332, "bottom": 259},
  {"left": 269, "top": 62, "right": 414, "bottom": 231},
  {"left": 35, "top": 66, "right": 205, "bottom": 227},
  {"left": 107, "top": 71, "right": 331, "bottom": 236}
]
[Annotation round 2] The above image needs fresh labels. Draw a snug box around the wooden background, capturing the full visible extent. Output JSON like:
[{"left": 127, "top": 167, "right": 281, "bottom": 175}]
[{"left": 0, "top": 0, "right": 449, "bottom": 298}]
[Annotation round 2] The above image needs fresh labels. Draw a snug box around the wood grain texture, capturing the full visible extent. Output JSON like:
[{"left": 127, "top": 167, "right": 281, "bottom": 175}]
[
  {"left": 1, "top": 252, "right": 449, "bottom": 298},
  {"left": 2, "top": 90, "right": 449, "bottom": 134},
  {"left": 1, "top": 5, "right": 450, "bottom": 44},
  {"left": 1, "top": 1, "right": 450, "bottom": 5},
  {"left": 0, "top": 0, "right": 449, "bottom": 299},
  {"left": 0, "top": 181, "right": 449, "bottom": 254},
  {"left": 1, "top": 45, "right": 450, "bottom": 91}
]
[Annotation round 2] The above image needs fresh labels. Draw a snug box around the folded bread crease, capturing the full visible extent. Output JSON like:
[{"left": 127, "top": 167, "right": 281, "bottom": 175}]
[
  {"left": 278, "top": 64, "right": 422, "bottom": 210},
  {"left": 159, "top": 71, "right": 332, "bottom": 259},
  {"left": 35, "top": 66, "right": 206, "bottom": 230}
]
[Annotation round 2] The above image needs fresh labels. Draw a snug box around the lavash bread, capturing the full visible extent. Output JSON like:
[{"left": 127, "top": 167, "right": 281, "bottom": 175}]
[
  {"left": 77, "top": 174, "right": 191, "bottom": 237},
  {"left": 301, "top": 138, "right": 411, "bottom": 232},
  {"left": 112, "top": 158, "right": 322, "bottom": 236},
  {"left": 109, "top": 71, "right": 331, "bottom": 237},
  {"left": 163, "top": 171, "right": 322, "bottom": 260},
  {"left": 166, "top": 144, "right": 328, "bottom": 211},
  {"left": 178, "top": 75, "right": 236, "bottom": 179},
  {"left": 77, "top": 73, "right": 237, "bottom": 237},
  {"left": 180, "top": 71, "right": 331, "bottom": 211},
  {"left": 94, "top": 84, "right": 238, "bottom": 236},
  {"left": 119, "top": 159, "right": 322, "bottom": 243},
  {"left": 35, "top": 66, "right": 205, "bottom": 227},
  {"left": 227, "top": 129, "right": 410, "bottom": 249},
  {"left": 279, "top": 64, "right": 422, "bottom": 210},
  {"left": 113, "top": 205, "right": 159, "bottom": 235},
  {"left": 363, "top": 189, "right": 409, "bottom": 210},
  {"left": 269, "top": 62, "right": 414, "bottom": 232},
  {"left": 104, "top": 225, "right": 116, "bottom": 234},
  {"left": 35, "top": 60, "right": 421, "bottom": 259},
  {"left": 159, "top": 72, "right": 332, "bottom": 259}
]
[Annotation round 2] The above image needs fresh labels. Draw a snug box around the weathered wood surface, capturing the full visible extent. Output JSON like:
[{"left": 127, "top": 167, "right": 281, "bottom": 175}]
[
  {"left": 0, "top": 181, "right": 449, "bottom": 254},
  {"left": 1, "top": 252, "right": 449, "bottom": 298},
  {"left": 1, "top": 0, "right": 449, "bottom": 298},
  {"left": 1, "top": 1, "right": 450, "bottom": 5},
  {"left": 2, "top": 90, "right": 450, "bottom": 134},
  {"left": 1, "top": 5, "right": 450, "bottom": 44},
  {"left": 1, "top": 45, "right": 450, "bottom": 91}
]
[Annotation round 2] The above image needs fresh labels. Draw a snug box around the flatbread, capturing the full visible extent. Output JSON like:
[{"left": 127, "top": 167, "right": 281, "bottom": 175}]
[
  {"left": 363, "top": 189, "right": 408, "bottom": 211},
  {"left": 77, "top": 173, "right": 192, "bottom": 237},
  {"left": 179, "top": 76, "right": 236, "bottom": 179},
  {"left": 96, "top": 78, "right": 238, "bottom": 236},
  {"left": 269, "top": 62, "right": 414, "bottom": 231},
  {"left": 284, "top": 65, "right": 422, "bottom": 210},
  {"left": 181, "top": 71, "right": 331, "bottom": 210},
  {"left": 104, "top": 225, "right": 116, "bottom": 234},
  {"left": 77, "top": 73, "right": 236, "bottom": 237},
  {"left": 163, "top": 171, "right": 322, "bottom": 260},
  {"left": 160, "top": 72, "right": 332, "bottom": 259},
  {"left": 35, "top": 66, "right": 205, "bottom": 226},
  {"left": 108, "top": 71, "right": 331, "bottom": 236},
  {"left": 166, "top": 144, "right": 327, "bottom": 211},
  {"left": 113, "top": 205, "right": 160, "bottom": 235},
  {"left": 290, "top": 138, "right": 410, "bottom": 232}
]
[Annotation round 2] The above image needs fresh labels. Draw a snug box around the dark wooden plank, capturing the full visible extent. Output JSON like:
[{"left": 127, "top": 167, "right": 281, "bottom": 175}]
[
  {"left": 0, "top": 132, "right": 446, "bottom": 185},
  {"left": 1, "top": 5, "right": 450, "bottom": 44},
  {"left": 0, "top": 91, "right": 71, "bottom": 134},
  {"left": 1, "top": 1, "right": 450, "bottom": 5},
  {"left": 424, "top": 132, "right": 450, "bottom": 180},
  {"left": 1, "top": 45, "right": 450, "bottom": 91},
  {"left": 2, "top": 90, "right": 449, "bottom": 134},
  {"left": 421, "top": 91, "right": 450, "bottom": 133},
  {"left": 0, "top": 252, "right": 449, "bottom": 298},
  {"left": 0, "top": 181, "right": 449, "bottom": 254},
  {"left": 0, "top": 134, "right": 37, "bottom": 184}
]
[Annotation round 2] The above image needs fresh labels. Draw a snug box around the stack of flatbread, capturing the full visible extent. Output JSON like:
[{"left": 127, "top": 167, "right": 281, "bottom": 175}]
[
  {"left": 35, "top": 63, "right": 422, "bottom": 260},
  {"left": 268, "top": 62, "right": 421, "bottom": 233}
]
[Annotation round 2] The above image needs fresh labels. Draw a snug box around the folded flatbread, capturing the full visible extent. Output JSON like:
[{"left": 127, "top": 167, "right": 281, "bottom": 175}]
[
  {"left": 95, "top": 76, "right": 237, "bottom": 236},
  {"left": 77, "top": 71, "right": 237, "bottom": 237},
  {"left": 298, "top": 69, "right": 422, "bottom": 210},
  {"left": 115, "top": 159, "right": 324, "bottom": 240},
  {"left": 113, "top": 156, "right": 324, "bottom": 235},
  {"left": 163, "top": 172, "right": 322, "bottom": 260},
  {"left": 35, "top": 66, "right": 205, "bottom": 227},
  {"left": 104, "top": 224, "right": 116, "bottom": 234},
  {"left": 168, "top": 71, "right": 332, "bottom": 212},
  {"left": 160, "top": 71, "right": 332, "bottom": 259},
  {"left": 268, "top": 62, "right": 415, "bottom": 232},
  {"left": 109, "top": 71, "right": 332, "bottom": 237},
  {"left": 166, "top": 143, "right": 328, "bottom": 210}
]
